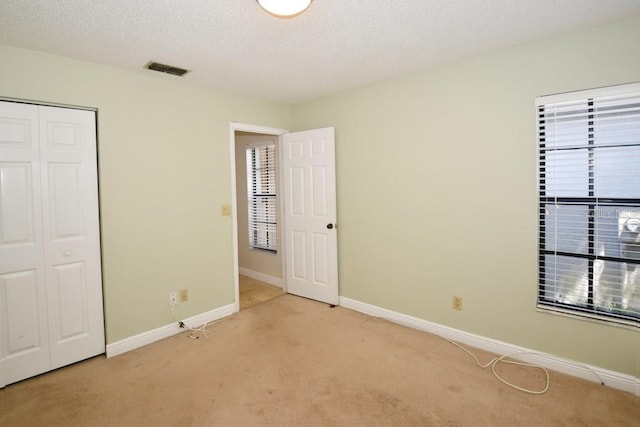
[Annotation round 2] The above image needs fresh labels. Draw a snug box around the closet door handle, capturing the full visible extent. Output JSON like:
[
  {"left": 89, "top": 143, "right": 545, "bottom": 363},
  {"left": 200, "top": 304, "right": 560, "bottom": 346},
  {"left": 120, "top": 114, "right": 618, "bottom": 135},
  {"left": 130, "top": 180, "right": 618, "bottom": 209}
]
[{"left": 64, "top": 250, "right": 73, "bottom": 256}]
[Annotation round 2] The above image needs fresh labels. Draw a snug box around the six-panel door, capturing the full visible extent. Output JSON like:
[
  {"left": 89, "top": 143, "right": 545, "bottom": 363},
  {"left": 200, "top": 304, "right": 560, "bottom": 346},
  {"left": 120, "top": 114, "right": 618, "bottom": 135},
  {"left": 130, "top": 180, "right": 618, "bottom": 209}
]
[
  {"left": 282, "top": 127, "right": 339, "bottom": 305},
  {"left": 0, "top": 101, "right": 104, "bottom": 387}
]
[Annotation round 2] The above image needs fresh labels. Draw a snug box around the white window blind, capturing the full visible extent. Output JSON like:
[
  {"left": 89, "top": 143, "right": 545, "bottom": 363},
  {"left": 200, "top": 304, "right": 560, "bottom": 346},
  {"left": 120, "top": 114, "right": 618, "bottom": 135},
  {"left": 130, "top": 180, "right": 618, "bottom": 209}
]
[
  {"left": 536, "top": 82, "right": 640, "bottom": 324},
  {"left": 246, "top": 142, "right": 277, "bottom": 252}
]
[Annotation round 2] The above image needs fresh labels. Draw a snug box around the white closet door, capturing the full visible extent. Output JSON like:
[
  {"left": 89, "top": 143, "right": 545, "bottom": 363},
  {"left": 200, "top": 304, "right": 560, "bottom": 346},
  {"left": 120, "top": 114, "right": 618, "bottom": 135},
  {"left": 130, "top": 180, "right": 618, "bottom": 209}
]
[
  {"left": 0, "top": 102, "right": 51, "bottom": 385},
  {"left": 39, "top": 106, "right": 104, "bottom": 369},
  {"left": 0, "top": 101, "right": 104, "bottom": 387}
]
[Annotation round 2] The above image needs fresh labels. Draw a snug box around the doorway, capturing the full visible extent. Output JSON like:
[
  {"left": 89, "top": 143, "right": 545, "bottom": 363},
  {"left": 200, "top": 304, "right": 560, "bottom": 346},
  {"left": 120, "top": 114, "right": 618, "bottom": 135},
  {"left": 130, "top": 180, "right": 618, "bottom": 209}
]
[
  {"left": 229, "top": 123, "right": 339, "bottom": 312},
  {"left": 230, "top": 123, "right": 287, "bottom": 311}
]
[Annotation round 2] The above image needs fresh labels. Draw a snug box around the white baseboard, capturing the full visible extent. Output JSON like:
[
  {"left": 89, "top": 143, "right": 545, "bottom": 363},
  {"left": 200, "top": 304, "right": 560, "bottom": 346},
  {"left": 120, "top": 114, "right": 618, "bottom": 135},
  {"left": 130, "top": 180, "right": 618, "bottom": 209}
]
[
  {"left": 238, "top": 267, "right": 282, "bottom": 288},
  {"left": 339, "top": 297, "right": 639, "bottom": 396},
  {"left": 106, "top": 303, "right": 235, "bottom": 358}
]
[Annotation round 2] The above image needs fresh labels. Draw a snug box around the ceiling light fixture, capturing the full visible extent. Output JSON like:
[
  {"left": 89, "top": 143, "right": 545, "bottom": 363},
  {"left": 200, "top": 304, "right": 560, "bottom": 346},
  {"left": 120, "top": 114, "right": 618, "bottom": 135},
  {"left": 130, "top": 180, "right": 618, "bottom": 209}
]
[{"left": 257, "top": 0, "right": 313, "bottom": 18}]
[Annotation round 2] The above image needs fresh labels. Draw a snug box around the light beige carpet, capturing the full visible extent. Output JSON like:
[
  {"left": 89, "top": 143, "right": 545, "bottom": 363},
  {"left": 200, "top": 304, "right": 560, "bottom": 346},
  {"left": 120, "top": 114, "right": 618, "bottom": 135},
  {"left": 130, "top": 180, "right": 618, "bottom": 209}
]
[
  {"left": 1, "top": 294, "right": 638, "bottom": 425},
  {"left": 239, "top": 275, "right": 284, "bottom": 310}
]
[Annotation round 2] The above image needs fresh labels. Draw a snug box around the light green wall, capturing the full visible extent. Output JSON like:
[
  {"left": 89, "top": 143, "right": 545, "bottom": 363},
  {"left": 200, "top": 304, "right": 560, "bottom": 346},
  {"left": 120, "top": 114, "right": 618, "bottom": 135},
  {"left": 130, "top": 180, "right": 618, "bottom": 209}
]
[
  {"left": 291, "top": 14, "right": 640, "bottom": 377},
  {"left": 0, "top": 45, "right": 291, "bottom": 343},
  {"left": 2, "top": 13, "right": 639, "bottom": 378}
]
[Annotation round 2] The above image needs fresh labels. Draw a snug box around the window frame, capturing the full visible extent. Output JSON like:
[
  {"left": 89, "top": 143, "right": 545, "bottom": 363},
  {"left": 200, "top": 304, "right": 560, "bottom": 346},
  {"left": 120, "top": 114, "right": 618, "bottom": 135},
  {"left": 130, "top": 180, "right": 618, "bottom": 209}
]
[
  {"left": 536, "top": 82, "right": 640, "bottom": 326},
  {"left": 246, "top": 141, "right": 278, "bottom": 253}
]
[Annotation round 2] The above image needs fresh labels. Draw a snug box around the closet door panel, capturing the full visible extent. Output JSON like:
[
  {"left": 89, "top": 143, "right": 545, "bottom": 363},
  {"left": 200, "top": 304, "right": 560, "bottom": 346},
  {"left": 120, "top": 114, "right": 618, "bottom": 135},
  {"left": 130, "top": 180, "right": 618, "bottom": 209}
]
[
  {"left": 52, "top": 262, "right": 89, "bottom": 340},
  {"left": 0, "top": 270, "right": 50, "bottom": 383},
  {"left": 0, "top": 101, "right": 50, "bottom": 386},
  {"left": 39, "top": 106, "right": 104, "bottom": 369},
  {"left": 0, "top": 101, "right": 104, "bottom": 387}
]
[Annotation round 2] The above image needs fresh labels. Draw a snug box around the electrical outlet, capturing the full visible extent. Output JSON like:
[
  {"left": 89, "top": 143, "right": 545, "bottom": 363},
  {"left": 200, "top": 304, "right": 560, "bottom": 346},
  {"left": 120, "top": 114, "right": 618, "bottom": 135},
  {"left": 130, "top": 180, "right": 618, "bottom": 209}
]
[
  {"left": 169, "top": 291, "right": 178, "bottom": 306},
  {"left": 452, "top": 296, "right": 463, "bottom": 311},
  {"left": 180, "top": 288, "right": 188, "bottom": 302}
]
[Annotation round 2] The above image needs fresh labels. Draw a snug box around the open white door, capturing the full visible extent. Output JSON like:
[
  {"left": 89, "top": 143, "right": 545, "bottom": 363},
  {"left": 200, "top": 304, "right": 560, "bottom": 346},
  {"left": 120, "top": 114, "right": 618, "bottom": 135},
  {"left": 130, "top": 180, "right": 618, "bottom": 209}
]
[{"left": 282, "top": 127, "right": 338, "bottom": 305}]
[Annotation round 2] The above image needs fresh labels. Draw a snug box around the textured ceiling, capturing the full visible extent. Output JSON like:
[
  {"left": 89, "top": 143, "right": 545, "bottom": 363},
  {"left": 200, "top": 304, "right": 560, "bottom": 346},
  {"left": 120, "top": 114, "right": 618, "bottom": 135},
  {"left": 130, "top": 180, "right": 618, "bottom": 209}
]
[{"left": 1, "top": 0, "right": 640, "bottom": 103}]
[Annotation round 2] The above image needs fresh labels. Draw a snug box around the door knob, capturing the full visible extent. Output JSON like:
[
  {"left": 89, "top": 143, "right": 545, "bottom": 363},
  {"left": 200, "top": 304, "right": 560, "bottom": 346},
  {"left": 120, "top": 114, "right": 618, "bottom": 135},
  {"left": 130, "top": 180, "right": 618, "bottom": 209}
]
[{"left": 326, "top": 223, "right": 334, "bottom": 229}]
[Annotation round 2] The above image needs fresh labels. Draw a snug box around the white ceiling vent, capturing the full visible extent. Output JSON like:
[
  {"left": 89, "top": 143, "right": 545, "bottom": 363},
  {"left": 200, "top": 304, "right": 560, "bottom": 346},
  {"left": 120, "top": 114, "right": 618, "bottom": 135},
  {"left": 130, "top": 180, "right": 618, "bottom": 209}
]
[{"left": 145, "top": 61, "right": 190, "bottom": 77}]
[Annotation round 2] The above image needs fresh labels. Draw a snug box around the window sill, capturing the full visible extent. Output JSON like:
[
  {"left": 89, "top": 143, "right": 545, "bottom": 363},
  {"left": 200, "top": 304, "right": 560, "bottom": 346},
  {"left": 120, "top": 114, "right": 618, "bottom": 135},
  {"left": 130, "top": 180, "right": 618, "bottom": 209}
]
[
  {"left": 250, "top": 247, "right": 277, "bottom": 255},
  {"left": 536, "top": 305, "right": 639, "bottom": 331}
]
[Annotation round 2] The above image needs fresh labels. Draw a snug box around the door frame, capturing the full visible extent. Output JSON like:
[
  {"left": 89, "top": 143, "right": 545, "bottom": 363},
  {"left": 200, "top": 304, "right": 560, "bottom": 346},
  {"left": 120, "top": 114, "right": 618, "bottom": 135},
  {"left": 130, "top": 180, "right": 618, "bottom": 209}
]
[{"left": 229, "top": 122, "right": 288, "bottom": 313}]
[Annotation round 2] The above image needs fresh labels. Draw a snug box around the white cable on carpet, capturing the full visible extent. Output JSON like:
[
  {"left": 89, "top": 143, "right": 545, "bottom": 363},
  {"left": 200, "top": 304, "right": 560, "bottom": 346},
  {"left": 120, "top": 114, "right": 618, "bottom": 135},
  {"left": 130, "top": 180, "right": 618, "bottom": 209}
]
[
  {"left": 446, "top": 339, "right": 550, "bottom": 394},
  {"left": 171, "top": 303, "right": 214, "bottom": 339},
  {"left": 445, "top": 338, "right": 607, "bottom": 394}
]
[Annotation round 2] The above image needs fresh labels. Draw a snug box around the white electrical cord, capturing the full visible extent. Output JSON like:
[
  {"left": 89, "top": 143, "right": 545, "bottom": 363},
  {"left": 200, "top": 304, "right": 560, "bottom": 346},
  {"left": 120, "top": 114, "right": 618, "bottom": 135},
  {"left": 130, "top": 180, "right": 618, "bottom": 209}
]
[
  {"left": 446, "top": 339, "right": 550, "bottom": 394},
  {"left": 171, "top": 303, "right": 214, "bottom": 339},
  {"left": 446, "top": 339, "right": 607, "bottom": 394}
]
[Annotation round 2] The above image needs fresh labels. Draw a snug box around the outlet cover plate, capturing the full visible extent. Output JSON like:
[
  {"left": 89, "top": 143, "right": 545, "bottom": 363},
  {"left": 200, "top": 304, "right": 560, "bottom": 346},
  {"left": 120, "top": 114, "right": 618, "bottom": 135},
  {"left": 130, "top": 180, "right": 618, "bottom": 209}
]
[{"left": 169, "top": 292, "right": 178, "bottom": 306}]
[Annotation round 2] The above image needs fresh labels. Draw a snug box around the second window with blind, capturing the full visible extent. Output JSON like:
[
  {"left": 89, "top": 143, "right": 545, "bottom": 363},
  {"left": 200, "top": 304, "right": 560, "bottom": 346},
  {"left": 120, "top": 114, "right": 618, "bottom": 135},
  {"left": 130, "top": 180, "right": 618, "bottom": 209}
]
[
  {"left": 537, "top": 82, "right": 640, "bottom": 325},
  {"left": 246, "top": 142, "right": 278, "bottom": 253}
]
